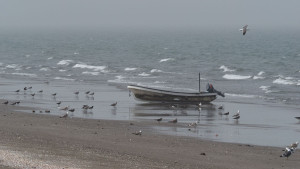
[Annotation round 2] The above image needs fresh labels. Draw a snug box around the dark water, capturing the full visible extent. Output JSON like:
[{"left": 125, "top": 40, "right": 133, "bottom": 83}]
[{"left": 0, "top": 30, "right": 299, "bottom": 147}]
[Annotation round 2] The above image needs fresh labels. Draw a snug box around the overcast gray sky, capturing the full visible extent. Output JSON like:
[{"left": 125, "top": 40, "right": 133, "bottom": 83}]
[{"left": 0, "top": 0, "right": 299, "bottom": 31}]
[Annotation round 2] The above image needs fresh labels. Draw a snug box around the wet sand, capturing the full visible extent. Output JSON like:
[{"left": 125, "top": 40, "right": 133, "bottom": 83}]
[{"left": 0, "top": 102, "right": 300, "bottom": 169}]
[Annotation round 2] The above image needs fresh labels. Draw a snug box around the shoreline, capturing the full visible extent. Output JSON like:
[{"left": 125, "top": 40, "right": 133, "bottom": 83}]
[{"left": 0, "top": 103, "right": 300, "bottom": 168}]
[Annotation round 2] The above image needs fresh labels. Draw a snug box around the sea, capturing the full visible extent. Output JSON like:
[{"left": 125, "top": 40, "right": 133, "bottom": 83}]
[{"left": 0, "top": 29, "right": 300, "bottom": 147}]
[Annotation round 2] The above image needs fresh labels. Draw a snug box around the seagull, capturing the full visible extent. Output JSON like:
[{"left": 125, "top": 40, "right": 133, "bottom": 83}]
[
  {"left": 45, "top": 110, "right": 50, "bottom": 113},
  {"left": 88, "top": 106, "right": 94, "bottom": 110},
  {"left": 187, "top": 122, "right": 197, "bottom": 127},
  {"left": 85, "top": 91, "right": 90, "bottom": 95},
  {"left": 69, "top": 108, "right": 75, "bottom": 112},
  {"left": 110, "top": 102, "right": 117, "bottom": 107},
  {"left": 240, "top": 24, "right": 249, "bottom": 35},
  {"left": 31, "top": 93, "right": 35, "bottom": 97},
  {"left": 89, "top": 92, "right": 94, "bottom": 96},
  {"left": 132, "top": 130, "right": 142, "bottom": 135},
  {"left": 289, "top": 141, "right": 299, "bottom": 149},
  {"left": 3, "top": 101, "right": 8, "bottom": 105},
  {"left": 24, "top": 87, "right": 27, "bottom": 91},
  {"left": 60, "top": 111, "right": 69, "bottom": 118},
  {"left": 38, "top": 90, "right": 43, "bottom": 93},
  {"left": 74, "top": 91, "right": 79, "bottom": 95},
  {"left": 218, "top": 105, "right": 223, "bottom": 109},
  {"left": 15, "top": 89, "right": 20, "bottom": 93},
  {"left": 233, "top": 115, "right": 240, "bottom": 120},
  {"left": 223, "top": 112, "right": 229, "bottom": 116},
  {"left": 52, "top": 93, "right": 57, "bottom": 97},
  {"left": 56, "top": 101, "right": 62, "bottom": 106},
  {"left": 156, "top": 118, "right": 162, "bottom": 122},
  {"left": 169, "top": 118, "right": 177, "bottom": 123},
  {"left": 28, "top": 86, "right": 32, "bottom": 90},
  {"left": 82, "top": 105, "right": 89, "bottom": 109},
  {"left": 60, "top": 106, "right": 69, "bottom": 111},
  {"left": 232, "top": 110, "right": 240, "bottom": 117}
]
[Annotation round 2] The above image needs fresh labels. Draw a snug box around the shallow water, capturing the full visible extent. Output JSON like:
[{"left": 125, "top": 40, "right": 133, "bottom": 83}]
[{"left": 1, "top": 30, "right": 300, "bottom": 147}]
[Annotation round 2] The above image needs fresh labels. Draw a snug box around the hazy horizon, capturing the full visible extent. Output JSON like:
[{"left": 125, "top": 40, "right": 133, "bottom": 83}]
[{"left": 0, "top": 0, "right": 300, "bottom": 32}]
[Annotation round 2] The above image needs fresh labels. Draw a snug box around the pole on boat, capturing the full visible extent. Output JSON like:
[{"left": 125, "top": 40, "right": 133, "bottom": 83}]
[{"left": 199, "top": 72, "right": 201, "bottom": 93}]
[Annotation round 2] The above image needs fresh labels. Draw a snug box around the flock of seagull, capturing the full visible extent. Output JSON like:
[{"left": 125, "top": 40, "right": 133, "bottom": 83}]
[{"left": 3, "top": 86, "right": 118, "bottom": 119}]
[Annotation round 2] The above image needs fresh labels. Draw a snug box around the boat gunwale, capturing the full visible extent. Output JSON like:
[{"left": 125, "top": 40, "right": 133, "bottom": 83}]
[{"left": 127, "top": 85, "right": 216, "bottom": 97}]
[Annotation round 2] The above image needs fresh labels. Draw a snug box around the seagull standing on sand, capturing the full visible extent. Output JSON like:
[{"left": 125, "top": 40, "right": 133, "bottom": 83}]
[
  {"left": 60, "top": 111, "right": 69, "bottom": 118},
  {"left": 169, "top": 118, "right": 177, "bottom": 123},
  {"left": 156, "top": 118, "right": 162, "bottom": 122},
  {"left": 232, "top": 110, "right": 240, "bottom": 120},
  {"left": 240, "top": 24, "right": 249, "bottom": 35}
]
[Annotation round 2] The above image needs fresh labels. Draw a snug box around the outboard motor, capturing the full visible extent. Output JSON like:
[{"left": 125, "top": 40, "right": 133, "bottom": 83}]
[{"left": 206, "top": 83, "right": 225, "bottom": 97}]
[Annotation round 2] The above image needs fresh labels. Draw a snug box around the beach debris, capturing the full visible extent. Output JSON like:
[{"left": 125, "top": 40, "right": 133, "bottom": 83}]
[
  {"left": 60, "top": 111, "right": 69, "bottom": 118},
  {"left": 169, "top": 118, "right": 177, "bottom": 123},
  {"left": 110, "top": 102, "right": 117, "bottom": 107},
  {"left": 156, "top": 118, "right": 163, "bottom": 122},
  {"left": 3, "top": 101, "right": 9, "bottom": 105},
  {"left": 132, "top": 130, "right": 142, "bottom": 136},
  {"left": 280, "top": 147, "right": 295, "bottom": 158},
  {"left": 32, "top": 110, "right": 35, "bottom": 113},
  {"left": 200, "top": 153, "right": 206, "bottom": 156}
]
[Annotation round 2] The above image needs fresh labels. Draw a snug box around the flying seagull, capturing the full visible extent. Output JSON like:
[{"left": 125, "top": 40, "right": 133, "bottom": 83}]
[{"left": 240, "top": 24, "right": 249, "bottom": 35}]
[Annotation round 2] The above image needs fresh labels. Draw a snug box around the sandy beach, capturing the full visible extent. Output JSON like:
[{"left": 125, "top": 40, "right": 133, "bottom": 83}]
[{"left": 0, "top": 101, "right": 299, "bottom": 169}]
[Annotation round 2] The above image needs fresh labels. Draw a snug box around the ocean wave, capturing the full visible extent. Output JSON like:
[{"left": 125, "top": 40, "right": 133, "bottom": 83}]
[
  {"left": 54, "top": 77, "right": 75, "bottom": 81},
  {"left": 150, "top": 69, "right": 163, "bottom": 73},
  {"left": 138, "top": 72, "right": 151, "bottom": 77},
  {"left": 73, "top": 63, "right": 107, "bottom": 72},
  {"left": 219, "top": 65, "right": 235, "bottom": 72},
  {"left": 124, "top": 67, "right": 137, "bottom": 71},
  {"left": 159, "top": 58, "right": 174, "bottom": 63},
  {"left": 59, "top": 69, "right": 67, "bottom": 72},
  {"left": 11, "top": 73, "right": 37, "bottom": 77},
  {"left": 47, "top": 57, "right": 53, "bottom": 60},
  {"left": 273, "top": 78, "right": 295, "bottom": 85},
  {"left": 154, "top": 81, "right": 166, "bottom": 84},
  {"left": 6, "top": 64, "right": 21, "bottom": 69},
  {"left": 225, "top": 93, "right": 258, "bottom": 98},
  {"left": 108, "top": 75, "right": 130, "bottom": 84},
  {"left": 82, "top": 71, "right": 99, "bottom": 76},
  {"left": 39, "top": 67, "right": 50, "bottom": 71},
  {"left": 259, "top": 86, "right": 272, "bottom": 93},
  {"left": 57, "top": 60, "right": 74, "bottom": 66},
  {"left": 223, "top": 74, "right": 252, "bottom": 80}
]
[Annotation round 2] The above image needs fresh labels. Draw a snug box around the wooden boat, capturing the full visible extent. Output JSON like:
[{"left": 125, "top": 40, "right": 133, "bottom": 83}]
[{"left": 127, "top": 85, "right": 217, "bottom": 103}]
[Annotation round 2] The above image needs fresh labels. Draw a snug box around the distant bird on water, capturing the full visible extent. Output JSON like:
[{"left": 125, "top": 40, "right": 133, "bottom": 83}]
[
  {"left": 110, "top": 102, "right": 117, "bottom": 107},
  {"left": 240, "top": 24, "right": 249, "bottom": 35},
  {"left": 169, "top": 118, "right": 177, "bottom": 123},
  {"left": 156, "top": 118, "right": 162, "bottom": 122}
]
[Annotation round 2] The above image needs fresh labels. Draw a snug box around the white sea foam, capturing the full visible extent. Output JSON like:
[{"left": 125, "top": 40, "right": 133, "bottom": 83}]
[
  {"left": 138, "top": 72, "right": 151, "bottom": 77},
  {"left": 59, "top": 69, "right": 67, "bottom": 72},
  {"left": 54, "top": 77, "right": 75, "bottom": 81},
  {"left": 259, "top": 86, "right": 272, "bottom": 93},
  {"left": 150, "top": 69, "right": 163, "bottom": 73},
  {"left": 57, "top": 60, "right": 73, "bottom": 66},
  {"left": 154, "top": 81, "right": 166, "bottom": 84},
  {"left": 108, "top": 75, "right": 129, "bottom": 84},
  {"left": 124, "top": 67, "right": 137, "bottom": 71},
  {"left": 223, "top": 74, "right": 252, "bottom": 80},
  {"left": 73, "top": 63, "right": 106, "bottom": 72},
  {"left": 39, "top": 68, "right": 49, "bottom": 71},
  {"left": 6, "top": 64, "right": 21, "bottom": 69},
  {"left": 47, "top": 57, "right": 53, "bottom": 60},
  {"left": 219, "top": 65, "right": 235, "bottom": 72},
  {"left": 225, "top": 93, "right": 258, "bottom": 98},
  {"left": 82, "top": 71, "right": 99, "bottom": 76},
  {"left": 273, "top": 78, "right": 295, "bottom": 85},
  {"left": 11, "top": 73, "right": 37, "bottom": 77},
  {"left": 159, "top": 58, "right": 174, "bottom": 63},
  {"left": 253, "top": 71, "right": 265, "bottom": 80}
]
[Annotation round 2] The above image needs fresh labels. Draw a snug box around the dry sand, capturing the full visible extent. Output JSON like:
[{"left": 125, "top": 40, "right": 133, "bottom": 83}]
[{"left": 0, "top": 102, "right": 299, "bottom": 169}]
